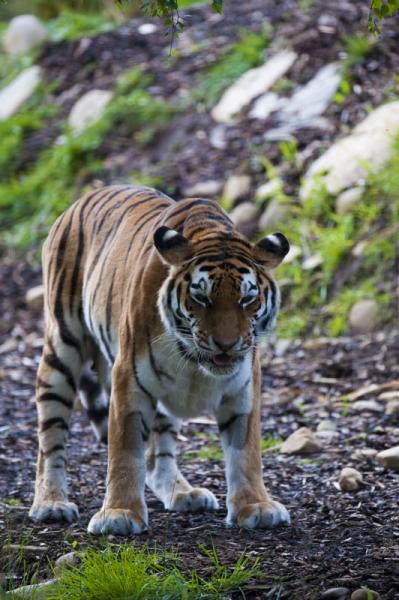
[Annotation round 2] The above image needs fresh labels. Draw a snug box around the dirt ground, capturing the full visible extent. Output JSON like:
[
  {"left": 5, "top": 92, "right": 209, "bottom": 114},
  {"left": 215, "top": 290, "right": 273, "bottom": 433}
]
[{"left": 0, "top": 259, "right": 398, "bottom": 599}]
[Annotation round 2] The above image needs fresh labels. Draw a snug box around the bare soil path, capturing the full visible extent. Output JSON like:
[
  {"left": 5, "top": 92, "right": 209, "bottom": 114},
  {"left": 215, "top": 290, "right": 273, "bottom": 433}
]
[{"left": 1, "top": 260, "right": 398, "bottom": 599}]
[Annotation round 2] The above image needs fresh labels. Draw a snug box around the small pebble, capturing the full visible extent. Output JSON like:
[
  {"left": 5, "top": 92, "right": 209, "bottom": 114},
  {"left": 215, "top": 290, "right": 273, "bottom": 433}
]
[
  {"left": 280, "top": 427, "right": 322, "bottom": 455},
  {"left": 352, "top": 400, "right": 383, "bottom": 413},
  {"left": 338, "top": 467, "right": 363, "bottom": 492},
  {"left": 351, "top": 589, "right": 381, "bottom": 600},
  {"left": 317, "top": 419, "right": 337, "bottom": 433},
  {"left": 321, "top": 588, "right": 350, "bottom": 599}
]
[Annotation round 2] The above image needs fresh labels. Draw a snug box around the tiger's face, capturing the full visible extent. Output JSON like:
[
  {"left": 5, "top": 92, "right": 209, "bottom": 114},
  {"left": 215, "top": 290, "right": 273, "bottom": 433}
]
[{"left": 155, "top": 227, "right": 289, "bottom": 377}]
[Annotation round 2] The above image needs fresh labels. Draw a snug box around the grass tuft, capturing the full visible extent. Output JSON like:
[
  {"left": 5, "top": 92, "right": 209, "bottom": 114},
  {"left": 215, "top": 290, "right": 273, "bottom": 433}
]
[{"left": 46, "top": 544, "right": 260, "bottom": 600}]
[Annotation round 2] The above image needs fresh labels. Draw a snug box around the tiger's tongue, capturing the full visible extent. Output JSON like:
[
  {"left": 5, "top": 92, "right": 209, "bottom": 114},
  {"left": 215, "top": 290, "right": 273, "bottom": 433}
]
[{"left": 212, "top": 353, "right": 233, "bottom": 366}]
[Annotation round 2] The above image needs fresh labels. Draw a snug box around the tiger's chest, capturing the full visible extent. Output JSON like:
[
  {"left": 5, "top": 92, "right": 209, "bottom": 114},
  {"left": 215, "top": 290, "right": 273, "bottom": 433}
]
[{"left": 135, "top": 342, "right": 251, "bottom": 419}]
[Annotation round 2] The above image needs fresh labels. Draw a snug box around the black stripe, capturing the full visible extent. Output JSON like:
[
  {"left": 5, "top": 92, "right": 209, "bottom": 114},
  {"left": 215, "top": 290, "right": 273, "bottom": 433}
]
[
  {"left": 79, "top": 372, "right": 101, "bottom": 397},
  {"left": 69, "top": 200, "right": 88, "bottom": 313},
  {"left": 36, "top": 377, "right": 52, "bottom": 389},
  {"left": 152, "top": 422, "right": 174, "bottom": 434},
  {"left": 147, "top": 328, "right": 174, "bottom": 383},
  {"left": 38, "top": 392, "right": 73, "bottom": 409},
  {"left": 156, "top": 452, "right": 174, "bottom": 459},
  {"left": 95, "top": 191, "right": 156, "bottom": 233},
  {"left": 106, "top": 270, "right": 116, "bottom": 341},
  {"left": 86, "top": 187, "right": 129, "bottom": 217},
  {"left": 40, "top": 417, "right": 69, "bottom": 432},
  {"left": 44, "top": 444, "right": 65, "bottom": 457},
  {"left": 54, "top": 270, "right": 82, "bottom": 357},
  {"left": 87, "top": 406, "right": 109, "bottom": 423},
  {"left": 169, "top": 199, "right": 212, "bottom": 222},
  {"left": 44, "top": 345, "right": 77, "bottom": 392},
  {"left": 131, "top": 202, "right": 170, "bottom": 237},
  {"left": 218, "top": 413, "right": 243, "bottom": 433},
  {"left": 132, "top": 340, "right": 156, "bottom": 408}
]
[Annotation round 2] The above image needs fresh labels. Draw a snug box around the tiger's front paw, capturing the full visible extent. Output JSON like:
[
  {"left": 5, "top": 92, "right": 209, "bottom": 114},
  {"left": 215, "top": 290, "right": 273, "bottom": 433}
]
[
  {"left": 88, "top": 508, "right": 148, "bottom": 536},
  {"left": 168, "top": 488, "right": 219, "bottom": 512},
  {"left": 229, "top": 500, "right": 290, "bottom": 529},
  {"left": 29, "top": 500, "right": 79, "bottom": 523}
]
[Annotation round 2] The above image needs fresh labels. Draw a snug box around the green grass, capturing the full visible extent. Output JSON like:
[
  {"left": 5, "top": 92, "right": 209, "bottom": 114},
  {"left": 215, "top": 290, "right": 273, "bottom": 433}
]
[
  {"left": 193, "top": 28, "right": 271, "bottom": 107},
  {"left": 343, "top": 33, "right": 375, "bottom": 67},
  {"left": 44, "top": 544, "right": 260, "bottom": 600},
  {"left": 48, "top": 10, "right": 121, "bottom": 42},
  {"left": 187, "top": 444, "right": 223, "bottom": 461},
  {"left": 261, "top": 434, "right": 282, "bottom": 452},
  {"left": 264, "top": 136, "right": 399, "bottom": 338},
  {"left": 0, "top": 67, "right": 174, "bottom": 250}
]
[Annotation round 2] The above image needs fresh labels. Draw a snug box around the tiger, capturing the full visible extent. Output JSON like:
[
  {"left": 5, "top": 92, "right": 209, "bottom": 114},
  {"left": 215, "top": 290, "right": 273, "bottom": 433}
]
[{"left": 29, "top": 184, "right": 291, "bottom": 535}]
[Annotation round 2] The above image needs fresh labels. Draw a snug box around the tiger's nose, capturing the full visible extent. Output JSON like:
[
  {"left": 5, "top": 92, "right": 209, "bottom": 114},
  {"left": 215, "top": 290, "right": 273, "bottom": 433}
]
[{"left": 212, "top": 336, "right": 241, "bottom": 352}]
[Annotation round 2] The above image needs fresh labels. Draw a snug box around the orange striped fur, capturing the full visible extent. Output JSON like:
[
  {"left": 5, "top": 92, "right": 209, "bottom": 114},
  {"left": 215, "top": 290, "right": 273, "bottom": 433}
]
[{"left": 29, "top": 185, "right": 291, "bottom": 534}]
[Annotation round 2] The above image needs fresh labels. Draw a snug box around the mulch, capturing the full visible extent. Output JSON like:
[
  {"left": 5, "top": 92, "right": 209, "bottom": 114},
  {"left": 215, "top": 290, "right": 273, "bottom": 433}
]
[{"left": 1, "top": 259, "right": 398, "bottom": 599}]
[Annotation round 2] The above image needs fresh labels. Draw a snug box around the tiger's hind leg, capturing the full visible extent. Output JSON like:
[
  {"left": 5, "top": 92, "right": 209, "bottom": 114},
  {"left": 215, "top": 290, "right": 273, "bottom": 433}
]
[
  {"left": 29, "top": 327, "right": 84, "bottom": 523},
  {"left": 79, "top": 356, "right": 109, "bottom": 444},
  {"left": 146, "top": 411, "right": 219, "bottom": 512}
]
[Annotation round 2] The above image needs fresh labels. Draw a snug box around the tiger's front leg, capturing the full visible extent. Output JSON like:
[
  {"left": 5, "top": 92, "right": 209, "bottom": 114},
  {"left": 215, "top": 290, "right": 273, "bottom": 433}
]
[
  {"left": 88, "top": 360, "right": 154, "bottom": 536},
  {"left": 217, "top": 354, "right": 290, "bottom": 530}
]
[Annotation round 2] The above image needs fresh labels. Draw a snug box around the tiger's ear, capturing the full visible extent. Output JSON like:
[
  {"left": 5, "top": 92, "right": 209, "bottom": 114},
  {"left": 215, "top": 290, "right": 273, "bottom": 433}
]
[
  {"left": 154, "top": 226, "right": 193, "bottom": 266},
  {"left": 253, "top": 232, "right": 290, "bottom": 269}
]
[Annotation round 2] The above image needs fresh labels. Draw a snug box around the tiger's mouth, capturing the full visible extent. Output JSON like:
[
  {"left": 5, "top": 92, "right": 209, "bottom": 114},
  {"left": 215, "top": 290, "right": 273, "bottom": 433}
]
[{"left": 209, "top": 353, "right": 240, "bottom": 368}]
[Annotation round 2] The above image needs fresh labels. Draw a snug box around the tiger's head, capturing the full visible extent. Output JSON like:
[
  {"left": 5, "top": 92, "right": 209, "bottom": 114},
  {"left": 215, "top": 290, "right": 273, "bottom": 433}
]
[{"left": 154, "top": 224, "right": 289, "bottom": 377}]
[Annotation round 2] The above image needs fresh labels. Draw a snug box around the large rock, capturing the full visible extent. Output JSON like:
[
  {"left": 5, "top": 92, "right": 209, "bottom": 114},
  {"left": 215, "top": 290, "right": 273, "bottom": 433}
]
[
  {"left": 259, "top": 199, "right": 288, "bottom": 230},
  {"left": 352, "top": 399, "right": 383, "bottom": 413},
  {"left": 385, "top": 400, "right": 399, "bottom": 416},
  {"left": 222, "top": 175, "right": 251, "bottom": 204},
  {"left": 280, "top": 427, "right": 321, "bottom": 455},
  {"left": 349, "top": 299, "right": 378, "bottom": 334},
  {"left": 26, "top": 285, "right": 44, "bottom": 311},
  {"left": 6, "top": 579, "right": 57, "bottom": 599},
  {"left": 183, "top": 180, "right": 223, "bottom": 198},
  {"left": 377, "top": 446, "right": 399, "bottom": 472},
  {"left": 335, "top": 187, "right": 364, "bottom": 215},
  {"left": 0, "top": 66, "right": 42, "bottom": 121},
  {"left": 68, "top": 89, "right": 113, "bottom": 131},
  {"left": 264, "top": 63, "right": 341, "bottom": 140},
  {"left": 2, "top": 15, "right": 48, "bottom": 55},
  {"left": 249, "top": 92, "right": 282, "bottom": 120},
  {"left": 302, "top": 100, "right": 399, "bottom": 197},
  {"left": 229, "top": 202, "right": 258, "bottom": 226},
  {"left": 54, "top": 551, "right": 80, "bottom": 574},
  {"left": 212, "top": 50, "right": 297, "bottom": 123}
]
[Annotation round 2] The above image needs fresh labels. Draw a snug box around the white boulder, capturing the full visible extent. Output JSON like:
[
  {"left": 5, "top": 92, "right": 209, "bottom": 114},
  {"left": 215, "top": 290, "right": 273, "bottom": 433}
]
[
  {"left": 302, "top": 100, "right": 399, "bottom": 197},
  {"left": 212, "top": 50, "right": 297, "bottom": 123},
  {"left": 0, "top": 66, "right": 42, "bottom": 121},
  {"left": 377, "top": 446, "right": 399, "bottom": 472},
  {"left": 259, "top": 199, "right": 287, "bottom": 230},
  {"left": 2, "top": 15, "right": 48, "bottom": 55},
  {"left": 229, "top": 202, "right": 258, "bottom": 226},
  {"left": 68, "top": 89, "right": 113, "bottom": 131},
  {"left": 222, "top": 175, "right": 251, "bottom": 203},
  {"left": 335, "top": 187, "right": 364, "bottom": 215}
]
